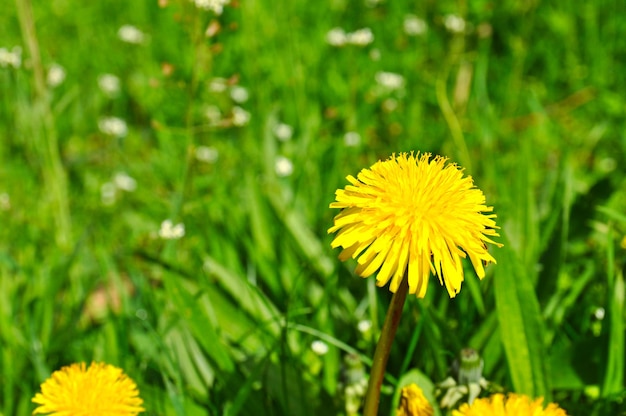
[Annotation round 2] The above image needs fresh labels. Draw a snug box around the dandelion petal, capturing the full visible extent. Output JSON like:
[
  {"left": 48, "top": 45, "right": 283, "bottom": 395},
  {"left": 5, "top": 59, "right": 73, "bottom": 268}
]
[{"left": 329, "top": 152, "right": 502, "bottom": 298}]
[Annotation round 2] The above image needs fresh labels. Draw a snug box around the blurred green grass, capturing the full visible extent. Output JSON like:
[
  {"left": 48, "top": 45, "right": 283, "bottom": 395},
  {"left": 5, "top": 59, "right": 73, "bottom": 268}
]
[{"left": 1, "top": 0, "right": 625, "bottom": 415}]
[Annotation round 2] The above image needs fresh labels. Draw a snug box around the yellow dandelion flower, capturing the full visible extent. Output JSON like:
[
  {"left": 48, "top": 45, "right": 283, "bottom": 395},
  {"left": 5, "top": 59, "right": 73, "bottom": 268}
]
[
  {"left": 32, "top": 362, "right": 145, "bottom": 416},
  {"left": 396, "top": 383, "right": 434, "bottom": 416},
  {"left": 328, "top": 152, "right": 501, "bottom": 298},
  {"left": 452, "top": 393, "right": 569, "bottom": 416}
]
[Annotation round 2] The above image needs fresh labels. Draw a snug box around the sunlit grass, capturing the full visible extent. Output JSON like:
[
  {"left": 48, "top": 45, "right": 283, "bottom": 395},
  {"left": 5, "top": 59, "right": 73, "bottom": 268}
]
[{"left": 1, "top": 0, "right": 625, "bottom": 415}]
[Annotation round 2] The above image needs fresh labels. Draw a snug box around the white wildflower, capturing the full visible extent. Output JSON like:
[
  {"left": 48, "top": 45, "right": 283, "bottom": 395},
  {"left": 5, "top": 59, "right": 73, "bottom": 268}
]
[
  {"left": 195, "top": 146, "right": 219, "bottom": 163},
  {"left": 274, "top": 156, "right": 293, "bottom": 177},
  {"left": 347, "top": 28, "right": 374, "bottom": 46},
  {"left": 47, "top": 64, "right": 66, "bottom": 88},
  {"left": 209, "top": 77, "right": 228, "bottom": 93},
  {"left": 0, "top": 46, "right": 22, "bottom": 68},
  {"left": 100, "top": 182, "right": 116, "bottom": 206},
  {"left": 192, "top": 0, "right": 230, "bottom": 14},
  {"left": 404, "top": 14, "right": 428, "bottom": 36},
  {"left": 204, "top": 105, "right": 222, "bottom": 125},
  {"left": 375, "top": 71, "right": 405, "bottom": 90},
  {"left": 357, "top": 320, "right": 372, "bottom": 333},
  {"left": 444, "top": 14, "right": 466, "bottom": 34},
  {"left": 343, "top": 131, "right": 361, "bottom": 147},
  {"left": 230, "top": 85, "right": 249, "bottom": 103},
  {"left": 311, "top": 340, "right": 329, "bottom": 356},
  {"left": 118, "top": 25, "right": 145, "bottom": 44},
  {"left": 274, "top": 123, "right": 293, "bottom": 141},
  {"left": 98, "top": 74, "right": 121, "bottom": 97},
  {"left": 0, "top": 193, "right": 10, "bottom": 210},
  {"left": 594, "top": 307, "right": 605, "bottom": 320},
  {"left": 159, "top": 219, "right": 185, "bottom": 240},
  {"left": 113, "top": 172, "right": 137, "bottom": 192},
  {"left": 326, "top": 27, "right": 347, "bottom": 47},
  {"left": 231, "top": 106, "right": 250, "bottom": 126},
  {"left": 98, "top": 116, "right": 128, "bottom": 137}
]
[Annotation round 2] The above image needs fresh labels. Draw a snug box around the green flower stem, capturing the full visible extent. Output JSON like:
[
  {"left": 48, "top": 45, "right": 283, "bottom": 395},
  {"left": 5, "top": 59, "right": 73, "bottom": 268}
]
[{"left": 363, "top": 274, "right": 409, "bottom": 416}]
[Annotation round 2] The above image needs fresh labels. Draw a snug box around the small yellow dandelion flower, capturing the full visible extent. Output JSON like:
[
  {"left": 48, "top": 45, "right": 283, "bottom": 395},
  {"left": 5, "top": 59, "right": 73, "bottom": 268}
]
[
  {"left": 328, "top": 152, "right": 501, "bottom": 298},
  {"left": 397, "top": 383, "right": 434, "bottom": 416},
  {"left": 32, "top": 362, "right": 145, "bottom": 416},
  {"left": 452, "top": 393, "right": 569, "bottom": 416}
]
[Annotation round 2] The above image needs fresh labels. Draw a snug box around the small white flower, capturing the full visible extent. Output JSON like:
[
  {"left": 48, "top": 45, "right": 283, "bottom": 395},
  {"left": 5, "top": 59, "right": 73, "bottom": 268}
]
[
  {"left": 47, "top": 64, "right": 66, "bottom": 88},
  {"left": 594, "top": 307, "right": 605, "bottom": 320},
  {"left": 375, "top": 71, "right": 405, "bottom": 90},
  {"left": 274, "top": 156, "right": 294, "bottom": 177},
  {"left": 404, "top": 14, "right": 428, "bottom": 36},
  {"left": 326, "top": 27, "right": 347, "bottom": 47},
  {"left": 274, "top": 123, "right": 293, "bottom": 141},
  {"left": 100, "top": 182, "right": 116, "bottom": 206},
  {"left": 347, "top": 28, "right": 374, "bottom": 46},
  {"left": 311, "top": 340, "right": 329, "bottom": 356},
  {"left": 357, "top": 320, "right": 372, "bottom": 333},
  {"left": 0, "top": 46, "right": 22, "bottom": 68},
  {"left": 343, "top": 131, "right": 361, "bottom": 147},
  {"left": 230, "top": 85, "right": 249, "bottom": 103},
  {"left": 118, "top": 25, "right": 145, "bottom": 44},
  {"left": 98, "top": 74, "right": 121, "bottom": 97},
  {"left": 113, "top": 172, "right": 137, "bottom": 192},
  {"left": 195, "top": 146, "right": 219, "bottom": 163},
  {"left": 98, "top": 116, "right": 128, "bottom": 137},
  {"left": 204, "top": 105, "right": 222, "bottom": 125},
  {"left": 444, "top": 14, "right": 466, "bottom": 34},
  {"left": 192, "top": 0, "right": 230, "bottom": 14},
  {"left": 209, "top": 77, "right": 228, "bottom": 93},
  {"left": 0, "top": 193, "right": 10, "bottom": 210},
  {"left": 232, "top": 106, "right": 250, "bottom": 126},
  {"left": 159, "top": 219, "right": 185, "bottom": 240}
]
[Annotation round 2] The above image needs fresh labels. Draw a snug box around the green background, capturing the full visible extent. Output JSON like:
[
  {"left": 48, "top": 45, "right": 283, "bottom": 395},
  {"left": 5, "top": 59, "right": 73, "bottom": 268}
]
[{"left": 1, "top": 0, "right": 625, "bottom": 414}]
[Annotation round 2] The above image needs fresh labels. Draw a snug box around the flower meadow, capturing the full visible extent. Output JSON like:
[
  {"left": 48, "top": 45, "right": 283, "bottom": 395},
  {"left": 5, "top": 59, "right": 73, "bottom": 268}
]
[{"left": 2, "top": 1, "right": 626, "bottom": 415}]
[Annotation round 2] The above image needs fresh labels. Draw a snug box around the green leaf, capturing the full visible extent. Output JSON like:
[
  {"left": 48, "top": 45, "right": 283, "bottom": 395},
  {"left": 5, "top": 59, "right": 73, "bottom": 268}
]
[
  {"left": 266, "top": 192, "right": 335, "bottom": 278},
  {"left": 494, "top": 237, "right": 551, "bottom": 400},
  {"left": 223, "top": 352, "right": 270, "bottom": 416},
  {"left": 202, "top": 256, "right": 281, "bottom": 338},
  {"left": 163, "top": 272, "right": 235, "bottom": 373},
  {"left": 602, "top": 230, "right": 624, "bottom": 396}
]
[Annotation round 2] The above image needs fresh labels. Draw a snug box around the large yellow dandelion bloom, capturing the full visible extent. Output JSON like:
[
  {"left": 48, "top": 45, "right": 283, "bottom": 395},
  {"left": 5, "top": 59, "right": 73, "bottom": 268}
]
[
  {"left": 32, "top": 362, "right": 145, "bottom": 416},
  {"left": 452, "top": 393, "right": 569, "bottom": 416},
  {"left": 396, "top": 383, "right": 434, "bottom": 416},
  {"left": 329, "top": 152, "right": 501, "bottom": 298}
]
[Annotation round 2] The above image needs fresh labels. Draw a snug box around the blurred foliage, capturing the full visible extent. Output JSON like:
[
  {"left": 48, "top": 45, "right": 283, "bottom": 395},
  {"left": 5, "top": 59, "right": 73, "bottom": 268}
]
[{"left": 1, "top": 0, "right": 625, "bottom": 415}]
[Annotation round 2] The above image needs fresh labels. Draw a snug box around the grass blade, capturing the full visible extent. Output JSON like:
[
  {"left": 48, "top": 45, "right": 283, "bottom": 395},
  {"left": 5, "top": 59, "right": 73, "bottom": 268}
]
[
  {"left": 602, "top": 229, "right": 624, "bottom": 396},
  {"left": 494, "top": 238, "right": 551, "bottom": 400}
]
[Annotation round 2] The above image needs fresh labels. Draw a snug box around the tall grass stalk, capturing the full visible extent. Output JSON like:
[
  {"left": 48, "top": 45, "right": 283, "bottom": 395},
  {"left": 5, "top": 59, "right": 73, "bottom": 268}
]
[{"left": 15, "top": 0, "right": 72, "bottom": 250}]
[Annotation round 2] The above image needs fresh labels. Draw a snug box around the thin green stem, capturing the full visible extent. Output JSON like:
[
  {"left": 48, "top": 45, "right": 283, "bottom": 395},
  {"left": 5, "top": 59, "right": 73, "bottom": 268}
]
[
  {"left": 16, "top": 0, "right": 72, "bottom": 250},
  {"left": 435, "top": 66, "right": 471, "bottom": 173},
  {"left": 362, "top": 274, "right": 409, "bottom": 416}
]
